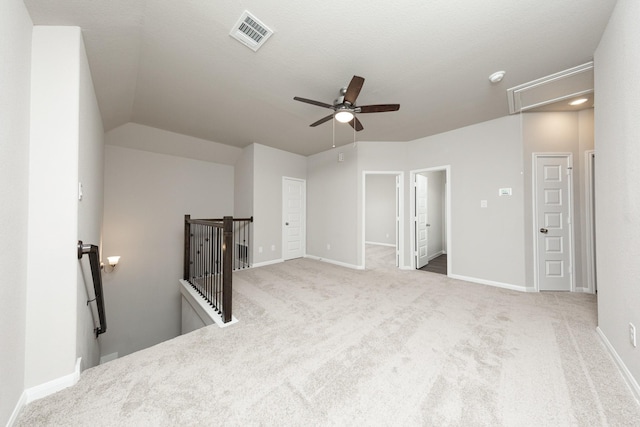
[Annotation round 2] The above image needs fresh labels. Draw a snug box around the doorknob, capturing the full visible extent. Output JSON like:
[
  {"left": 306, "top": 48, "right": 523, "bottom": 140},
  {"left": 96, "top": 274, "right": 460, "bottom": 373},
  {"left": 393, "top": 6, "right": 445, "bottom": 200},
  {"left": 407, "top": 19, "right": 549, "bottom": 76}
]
[
  {"left": 539, "top": 228, "right": 548, "bottom": 234},
  {"left": 426, "top": 224, "right": 431, "bottom": 227},
  {"left": 285, "top": 222, "right": 289, "bottom": 226}
]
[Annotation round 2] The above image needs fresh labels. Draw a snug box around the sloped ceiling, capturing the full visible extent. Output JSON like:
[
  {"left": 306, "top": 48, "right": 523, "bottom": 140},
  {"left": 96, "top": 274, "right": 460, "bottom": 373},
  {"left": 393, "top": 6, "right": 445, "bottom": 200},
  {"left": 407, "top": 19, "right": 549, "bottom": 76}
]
[{"left": 23, "top": 0, "right": 616, "bottom": 156}]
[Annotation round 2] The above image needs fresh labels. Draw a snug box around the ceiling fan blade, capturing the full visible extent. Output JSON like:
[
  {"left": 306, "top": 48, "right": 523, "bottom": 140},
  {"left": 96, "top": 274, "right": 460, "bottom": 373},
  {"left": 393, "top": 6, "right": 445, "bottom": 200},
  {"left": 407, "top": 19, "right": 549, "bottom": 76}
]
[
  {"left": 358, "top": 104, "right": 400, "bottom": 113},
  {"left": 310, "top": 114, "right": 334, "bottom": 127},
  {"left": 343, "top": 75, "right": 365, "bottom": 105},
  {"left": 293, "top": 97, "right": 334, "bottom": 109},
  {"left": 348, "top": 116, "right": 364, "bottom": 132}
]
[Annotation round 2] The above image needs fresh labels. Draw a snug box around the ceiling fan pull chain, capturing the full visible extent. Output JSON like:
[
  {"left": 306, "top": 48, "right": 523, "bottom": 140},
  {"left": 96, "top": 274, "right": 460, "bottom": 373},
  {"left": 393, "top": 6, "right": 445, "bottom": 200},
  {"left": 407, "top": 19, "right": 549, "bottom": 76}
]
[
  {"left": 352, "top": 113, "right": 356, "bottom": 147},
  {"left": 332, "top": 113, "right": 336, "bottom": 148}
]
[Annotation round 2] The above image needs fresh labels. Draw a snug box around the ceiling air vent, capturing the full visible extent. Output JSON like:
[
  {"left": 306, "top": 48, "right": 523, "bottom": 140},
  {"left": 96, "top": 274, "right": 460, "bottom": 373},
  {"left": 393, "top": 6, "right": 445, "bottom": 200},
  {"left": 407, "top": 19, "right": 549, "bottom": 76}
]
[{"left": 230, "top": 11, "right": 273, "bottom": 52}]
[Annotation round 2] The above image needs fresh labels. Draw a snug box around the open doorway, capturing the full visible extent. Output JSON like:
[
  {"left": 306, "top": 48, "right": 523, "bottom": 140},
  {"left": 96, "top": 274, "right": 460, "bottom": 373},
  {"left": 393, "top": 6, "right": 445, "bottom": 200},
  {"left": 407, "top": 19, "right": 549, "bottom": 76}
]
[
  {"left": 410, "top": 166, "right": 451, "bottom": 275},
  {"left": 362, "top": 171, "right": 404, "bottom": 270}
]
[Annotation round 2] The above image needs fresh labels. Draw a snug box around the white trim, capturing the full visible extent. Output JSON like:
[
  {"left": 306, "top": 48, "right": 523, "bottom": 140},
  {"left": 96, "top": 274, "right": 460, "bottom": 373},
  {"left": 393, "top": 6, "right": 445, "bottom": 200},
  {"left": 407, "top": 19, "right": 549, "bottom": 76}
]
[
  {"left": 507, "top": 62, "right": 593, "bottom": 113},
  {"left": 409, "top": 166, "right": 452, "bottom": 275},
  {"left": 282, "top": 177, "right": 306, "bottom": 261},
  {"left": 8, "top": 358, "right": 83, "bottom": 425},
  {"left": 365, "top": 241, "right": 396, "bottom": 247},
  {"left": 532, "top": 153, "right": 576, "bottom": 292},
  {"left": 596, "top": 327, "right": 640, "bottom": 403},
  {"left": 25, "top": 357, "right": 82, "bottom": 404},
  {"left": 449, "top": 273, "right": 531, "bottom": 293},
  {"left": 251, "top": 258, "right": 284, "bottom": 268},
  {"left": 362, "top": 171, "right": 405, "bottom": 270},
  {"left": 305, "top": 254, "right": 365, "bottom": 270},
  {"left": 179, "top": 280, "right": 238, "bottom": 328},
  {"left": 584, "top": 150, "right": 596, "bottom": 294},
  {"left": 428, "top": 250, "right": 444, "bottom": 261}
]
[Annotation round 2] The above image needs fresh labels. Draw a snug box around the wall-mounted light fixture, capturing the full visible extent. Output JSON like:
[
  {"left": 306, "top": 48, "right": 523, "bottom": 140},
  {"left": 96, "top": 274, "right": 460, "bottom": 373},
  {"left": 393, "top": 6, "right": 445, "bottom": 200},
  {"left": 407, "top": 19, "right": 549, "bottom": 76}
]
[{"left": 102, "top": 256, "right": 121, "bottom": 273}]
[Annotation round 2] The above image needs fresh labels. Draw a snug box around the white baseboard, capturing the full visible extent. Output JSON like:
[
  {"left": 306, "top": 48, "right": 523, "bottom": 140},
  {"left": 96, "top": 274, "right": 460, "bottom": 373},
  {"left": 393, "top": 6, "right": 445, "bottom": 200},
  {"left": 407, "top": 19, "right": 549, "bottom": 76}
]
[
  {"left": 304, "top": 254, "right": 364, "bottom": 270},
  {"left": 7, "top": 358, "right": 81, "bottom": 426},
  {"left": 251, "top": 258, "right": 284, "bottom": 268},
  {"left": 428, "top": 250, "right": 444, "bottom": 261},
  {"left": 365, "top": 241, "right": 396, "bottom": 247},
  {"left": 448, "top": 274, "right": 528, "bottom": 293},
  {"left": 596, "top": 327, "right": 640, "bottom": 403}
]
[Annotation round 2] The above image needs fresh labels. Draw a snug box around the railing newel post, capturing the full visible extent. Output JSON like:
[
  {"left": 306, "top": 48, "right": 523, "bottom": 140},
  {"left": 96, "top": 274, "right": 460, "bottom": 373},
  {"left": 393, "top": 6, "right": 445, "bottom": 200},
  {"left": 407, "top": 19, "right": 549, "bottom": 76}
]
[
  {"left": 222, "top": 216, "right": 233, "bottom": 323},
  {"left": 184, "top": 215, "right": 191, "bottom": 281}
]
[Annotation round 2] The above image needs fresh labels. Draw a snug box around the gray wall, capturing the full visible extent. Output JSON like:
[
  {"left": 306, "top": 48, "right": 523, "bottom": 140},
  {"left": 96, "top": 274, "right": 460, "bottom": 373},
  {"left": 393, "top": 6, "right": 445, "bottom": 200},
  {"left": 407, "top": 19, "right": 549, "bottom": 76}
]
[
  {"left": 308, "top": 144, "right": 359, "bottom": 266},
  {"left": 234, "top": 144, "right": 254, "bottom": 218},
  {"left": 101, "top": 140, "right": 235, "bottom": 359},
  {"left": 365, "top": 174, "right": 396, "bottom": 246},
  {"left": 406, "top": 115, "right": 526, "bottom": 288},
  {"left": 0, "top": 0, "right": 32, "bottom": 423},
  {"left": 521, "top": 111, "right": 594, "bottom": 290},
  {"left": 594, "top": 0, "right": 640, "bottom": 391},
  {"left": 76, "top": 34, "right": 105, "bottom": 371},
  {"left": 357, "top": 142, "right": 408, "bottom": 266},
  {"left": 252, "top": 144, "right": 307, "bottom": 264}
]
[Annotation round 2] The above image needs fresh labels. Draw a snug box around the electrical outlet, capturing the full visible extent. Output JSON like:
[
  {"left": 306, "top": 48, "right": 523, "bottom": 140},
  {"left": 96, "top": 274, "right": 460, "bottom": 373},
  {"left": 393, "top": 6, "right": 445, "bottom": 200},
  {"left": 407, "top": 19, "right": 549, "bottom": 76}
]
[
  {"left": 258, "top": 246, "right": 263, "bottom": 253},
  {"left": 630, "top": 323, "right": 637, "bottom": 348},
  {"left": 271, "top": 245, "right": 276, "bottom": 251},
  {"left": 326, "top": 244, "right": 331, "bottom": 250}
]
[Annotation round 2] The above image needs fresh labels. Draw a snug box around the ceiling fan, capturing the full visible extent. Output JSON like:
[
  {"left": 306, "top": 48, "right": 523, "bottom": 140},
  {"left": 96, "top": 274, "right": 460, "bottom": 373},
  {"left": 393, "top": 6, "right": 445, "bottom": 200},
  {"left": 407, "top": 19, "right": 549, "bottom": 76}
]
[{"left": 293, "top": 75, "right": 400, "bottom": 131}]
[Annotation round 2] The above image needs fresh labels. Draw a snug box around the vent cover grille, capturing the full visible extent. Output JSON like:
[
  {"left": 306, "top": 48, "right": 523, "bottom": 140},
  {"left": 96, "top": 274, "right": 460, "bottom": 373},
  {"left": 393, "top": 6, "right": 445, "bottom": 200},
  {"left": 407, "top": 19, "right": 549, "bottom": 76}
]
[{"left": 230, "top": 11, "right": 273, "bottom": 52}]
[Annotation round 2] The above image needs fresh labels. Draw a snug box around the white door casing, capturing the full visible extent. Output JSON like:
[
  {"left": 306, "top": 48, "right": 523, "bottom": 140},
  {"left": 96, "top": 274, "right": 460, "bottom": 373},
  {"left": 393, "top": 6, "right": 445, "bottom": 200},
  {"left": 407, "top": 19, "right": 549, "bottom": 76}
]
[
  {"left": 361, "top": 171, "right": 404, "bottom": 269},
  {"left": 282, "top": 177, "right": 305, "bottom": 261},
  {"left": 533, "top": 154, "right": 574, "bottom": 291},
  {"left": 415, "top": 174, "right": 429, "bottom": 269}
]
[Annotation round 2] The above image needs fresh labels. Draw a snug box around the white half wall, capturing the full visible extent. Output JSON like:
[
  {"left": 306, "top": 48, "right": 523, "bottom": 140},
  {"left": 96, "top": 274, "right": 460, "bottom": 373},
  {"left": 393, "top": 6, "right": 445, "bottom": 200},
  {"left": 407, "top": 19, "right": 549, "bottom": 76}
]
[
  {"left": 593, "top": 0, "right": 640, "bottom": 396},
  {"left": 101, "top": 140, "right": 235, "bottom": 359},
  {"left": 0, "top": 0, "right": 32, "bottom": 424}
]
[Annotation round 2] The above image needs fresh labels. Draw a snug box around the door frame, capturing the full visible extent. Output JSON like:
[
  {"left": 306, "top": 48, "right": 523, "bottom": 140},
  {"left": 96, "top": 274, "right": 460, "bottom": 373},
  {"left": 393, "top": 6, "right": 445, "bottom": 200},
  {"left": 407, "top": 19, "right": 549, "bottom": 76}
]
[
  {"left": 584, "top": 150, "right": 596, "bottom": 293},
  {"left": 531, "top": 153, "right": 576, "bottom": 292},
  {"left": 361, "top": 171, "right": 404, "bottom": 269},
  {"left": 409, "top": 166, "right": 452, "bottom": 275},
  {"left": 282, "top": 176, "right": 306, "bottom": 261}
]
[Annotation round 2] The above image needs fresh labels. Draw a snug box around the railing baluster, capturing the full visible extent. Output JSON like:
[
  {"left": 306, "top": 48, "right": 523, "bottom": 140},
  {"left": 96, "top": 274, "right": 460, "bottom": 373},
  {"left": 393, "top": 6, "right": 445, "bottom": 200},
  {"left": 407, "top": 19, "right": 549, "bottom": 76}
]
[{"left": 183, "top": 216, "right": 254, "bottom": 323}]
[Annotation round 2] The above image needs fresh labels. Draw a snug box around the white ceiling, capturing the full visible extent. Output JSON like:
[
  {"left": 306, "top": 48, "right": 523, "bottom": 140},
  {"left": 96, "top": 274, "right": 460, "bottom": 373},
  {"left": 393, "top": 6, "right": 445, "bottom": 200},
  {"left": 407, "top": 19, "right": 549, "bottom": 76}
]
[{"left": 23, "top": 0, "right": 616, "bottom": 156}]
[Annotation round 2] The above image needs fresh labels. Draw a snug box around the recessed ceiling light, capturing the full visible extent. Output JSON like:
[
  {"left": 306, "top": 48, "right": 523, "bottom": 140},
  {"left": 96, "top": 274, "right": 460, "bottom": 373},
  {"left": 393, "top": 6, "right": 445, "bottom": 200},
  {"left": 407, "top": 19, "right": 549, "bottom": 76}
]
[
  {"left": 569, "top": 98, "right": 588, "bottom": 106},
  {"left": 489, "top": 71, "right": 506, "bottom": 83}
]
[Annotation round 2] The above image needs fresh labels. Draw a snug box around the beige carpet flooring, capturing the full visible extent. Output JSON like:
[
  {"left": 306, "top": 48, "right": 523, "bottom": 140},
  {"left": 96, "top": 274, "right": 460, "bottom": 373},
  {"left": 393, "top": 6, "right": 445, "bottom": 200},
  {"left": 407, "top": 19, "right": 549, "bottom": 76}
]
[{"left": 16, "top": 246, "right": 640, "bottom": 426}]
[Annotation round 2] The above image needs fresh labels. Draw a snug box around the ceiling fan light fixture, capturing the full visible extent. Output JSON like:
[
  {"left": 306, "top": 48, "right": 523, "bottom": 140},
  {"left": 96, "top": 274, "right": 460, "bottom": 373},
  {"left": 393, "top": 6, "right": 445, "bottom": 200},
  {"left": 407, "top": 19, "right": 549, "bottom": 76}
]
[{"left": 335, "top": 110, "right": 354, "bottom": 123}]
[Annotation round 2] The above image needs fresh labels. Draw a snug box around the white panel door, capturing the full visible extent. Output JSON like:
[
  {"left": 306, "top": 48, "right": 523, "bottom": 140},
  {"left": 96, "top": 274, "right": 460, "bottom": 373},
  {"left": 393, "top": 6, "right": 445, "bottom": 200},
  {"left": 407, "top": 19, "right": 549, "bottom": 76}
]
[
  {"left": 415, "top": 174, "right": 429, "bottom": 268},
  {"left": 283, "top": 177, "right": 305, "bottom": 260},
  {"left": 535, "top": 155, "right": 572, "bottom": 291}
]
